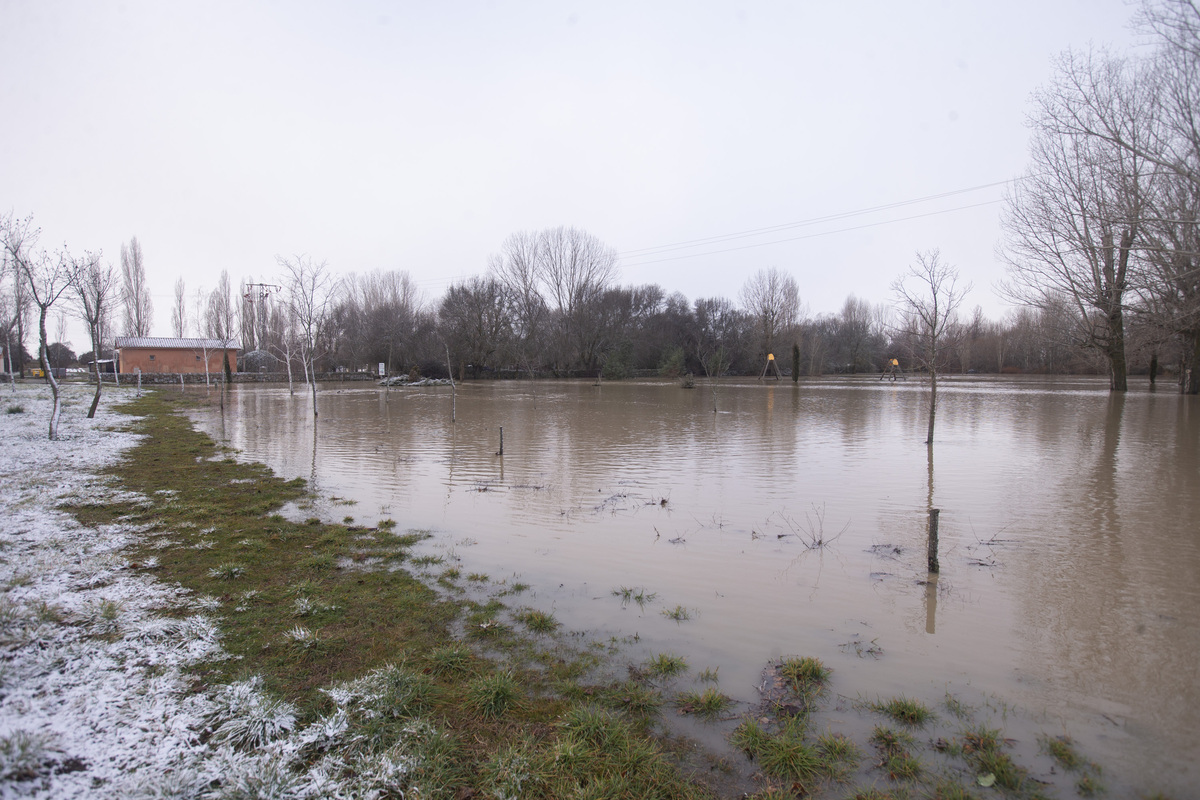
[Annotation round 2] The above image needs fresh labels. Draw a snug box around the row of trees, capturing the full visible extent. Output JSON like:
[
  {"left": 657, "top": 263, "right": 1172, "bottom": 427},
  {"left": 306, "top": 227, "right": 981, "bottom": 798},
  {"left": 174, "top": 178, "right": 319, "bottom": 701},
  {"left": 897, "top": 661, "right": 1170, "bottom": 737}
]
[
  {"left": 5, "top": 218, "right": 1182, "bottom": 403},
  {"left": 1001, "top": 0, "right": 1200, "bottom": 393}
]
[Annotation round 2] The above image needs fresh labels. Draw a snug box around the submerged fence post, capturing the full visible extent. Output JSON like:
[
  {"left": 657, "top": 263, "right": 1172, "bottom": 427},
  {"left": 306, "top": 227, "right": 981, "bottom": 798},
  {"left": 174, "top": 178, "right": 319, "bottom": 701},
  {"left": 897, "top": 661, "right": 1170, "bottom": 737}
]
[
  {"left": 498, "top": 426, "right": 504, "bottom": 456},
  {"left": 926, "top": 508, "right": 940, "bottom": 573}
]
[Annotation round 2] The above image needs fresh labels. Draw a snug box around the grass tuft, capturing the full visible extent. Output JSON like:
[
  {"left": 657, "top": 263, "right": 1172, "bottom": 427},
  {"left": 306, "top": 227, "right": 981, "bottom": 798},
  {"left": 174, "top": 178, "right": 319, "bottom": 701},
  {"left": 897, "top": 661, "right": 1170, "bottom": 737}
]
[
  {"left": 514, "top": 607, "right": 559, "bottom": 634},
  {"left": 207, "top": 562, "right": 245, "bottom": 580},
  {"left": 662, "top": 604, "right": 691, "bottom": 621},
  {"left": 643, "top": 652, "right": 688, "bottom": 678},
  {"left": 871, "top": 695, "right": 935, "bottom": 727},
  {"left": 780, "top": 655, "right": 831, "bottom": 688},
  {"left": 465, "top": 671, "right": 519, "bottom": 720},
  {"left": 676, "top": 687, "right": 733, "bottom": 720}
]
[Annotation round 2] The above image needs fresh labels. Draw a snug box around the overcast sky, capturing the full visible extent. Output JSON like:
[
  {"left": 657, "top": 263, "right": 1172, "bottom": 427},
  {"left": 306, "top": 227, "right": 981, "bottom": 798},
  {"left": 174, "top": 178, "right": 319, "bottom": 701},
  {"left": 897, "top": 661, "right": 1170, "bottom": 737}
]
[{"left": 2, "top": 1, "right": 1142, "bottom": 348}]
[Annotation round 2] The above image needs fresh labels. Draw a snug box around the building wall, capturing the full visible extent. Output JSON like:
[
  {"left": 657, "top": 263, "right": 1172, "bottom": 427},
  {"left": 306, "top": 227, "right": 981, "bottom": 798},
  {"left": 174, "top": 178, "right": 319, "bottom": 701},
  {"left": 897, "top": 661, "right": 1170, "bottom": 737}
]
[{"left": 118, "top": 347, "right": 237, "bottom": 374}]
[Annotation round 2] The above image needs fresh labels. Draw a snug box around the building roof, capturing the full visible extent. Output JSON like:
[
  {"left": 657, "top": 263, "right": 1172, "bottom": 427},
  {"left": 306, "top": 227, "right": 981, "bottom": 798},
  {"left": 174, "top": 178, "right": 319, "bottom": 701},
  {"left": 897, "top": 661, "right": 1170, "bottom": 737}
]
[{"left": 114, "top": 337, "right": 241, "bottom": 350}]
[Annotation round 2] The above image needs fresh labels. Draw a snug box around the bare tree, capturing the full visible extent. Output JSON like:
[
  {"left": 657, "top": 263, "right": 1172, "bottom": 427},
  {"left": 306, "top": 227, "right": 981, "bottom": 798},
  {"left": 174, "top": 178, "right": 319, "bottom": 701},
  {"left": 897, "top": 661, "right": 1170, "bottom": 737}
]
[
  {"left": 279, "top": 255, "right": 337, "bottom": 417},
  {"left": 266, "top": 298, "right": 299, "bottom": 394},
  {"left": 1001, "top": 49, "right": 1153, "bottom": 391},
  {"left": 740, "top": 267, "right": 801, "bottom": 360},
  {"left": 191, "top": 287, "right": 212, "bottom": 387},
  {"left": 171, "top": 277, "right": 187, "bottom": 338},
  {"left": 2, "top": 215, "right": 79, "bottom": 439},
  {"left": 489, "top": 231, "right": 548, "bottom": 377},
  {"left": 892, "top": 250, "right": 971, "bottom": 445},
  {"left": 73, "top": 251, "right": 117, "bottom": 418},
  {"left": 120, "top": 236, "right": 153, "bottom": 337},
  {"left": 536, "top": 226, "right": 620, "bottom": 372},
  {"left": 438, "top": 276, "right": 513, "bottom": 379},
  {"left": 206, "top": 271, "right": 239, "bottom": 409}
]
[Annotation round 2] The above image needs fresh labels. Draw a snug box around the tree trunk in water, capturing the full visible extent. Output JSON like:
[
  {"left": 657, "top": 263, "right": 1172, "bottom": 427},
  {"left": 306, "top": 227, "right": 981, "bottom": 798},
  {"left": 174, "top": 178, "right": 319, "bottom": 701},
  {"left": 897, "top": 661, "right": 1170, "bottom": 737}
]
[
  {"left": 309, "top": 359, "right": 319, "bottom": 417},
  {"left": 926, "top": 370, "right": 937, "bottom": 445},
  {"left": 1149, "top": 351, "right": 1158, "bottom": 387},
  {"left": 1184, "top": 331, "right": 1200, "bottom": 395},
  {"left": 1107, "top": 304, "right": 1128, "bottom": 392}
]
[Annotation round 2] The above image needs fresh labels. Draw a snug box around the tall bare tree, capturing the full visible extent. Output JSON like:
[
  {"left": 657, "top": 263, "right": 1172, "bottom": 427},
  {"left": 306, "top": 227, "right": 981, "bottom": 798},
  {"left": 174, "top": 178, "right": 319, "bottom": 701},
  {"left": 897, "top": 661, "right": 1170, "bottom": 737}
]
[
  {"left": 120, "top": 236, "right": 153, "bottom": 337},
  {"left": 2, "top": 250, "right": 28, "bottom": 387},
  {"left": 489, "top": 230, "right": 548, "bottom": 377},
  {"left": 206, "top": 270, "right": 238, "bottom": 409},
  {"left": 73, "top": 252, "right": 117, "bottom": 418},
  {"left": 171, "top": 277, "right": 187, "bottom": 338},
  {"left": 279, "top": 255, "right": 337, "bottom": 417},
  {"left": 191, "top": 287, "right": 212, "bottom": 387},
  {"left": 892, "top": 250, "right": 970, "bottom": 445},
  {"left": 2, "top": 214, "right": 79, "bottom": 439},
  {"left": 537, "top": 226, "right": 619, "bottom": 372},
  {"left": 740, "top": 267, "right": 801, "bottom": 361},
  {"left": 1001, "top": 49, "right": 1152, "bottom": 391}
]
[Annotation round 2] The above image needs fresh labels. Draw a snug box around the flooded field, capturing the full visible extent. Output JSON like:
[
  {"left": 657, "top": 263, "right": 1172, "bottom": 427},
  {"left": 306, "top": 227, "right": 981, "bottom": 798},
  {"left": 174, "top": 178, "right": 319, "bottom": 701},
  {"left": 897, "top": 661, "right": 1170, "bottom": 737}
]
[{"left": 194, "top": 376, "right": 1199, "bottom": 795}]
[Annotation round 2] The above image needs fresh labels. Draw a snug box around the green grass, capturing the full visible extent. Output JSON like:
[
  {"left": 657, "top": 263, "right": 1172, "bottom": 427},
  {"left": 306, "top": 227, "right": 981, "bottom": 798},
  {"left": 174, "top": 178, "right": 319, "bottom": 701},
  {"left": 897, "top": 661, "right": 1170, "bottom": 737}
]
[
  {"left": 870, "top": 725, "right": 921, "bottom": 781},
  {"left": 944, "top": 692, "right": 973, "bottom": 720},
  {"left": 662, "top": 604, "right": 691, "bottom": 621},
  {"left": 613, "top": 586, "right": 658, "bottom": 608},
  {"left": 465, "top": 670, "right": 518, "bottom": 719},
  {"left": 780, "top": 656, "right": 830, "bottom": 688},
  {"left": 676, "top": 687, "right": 733, "bottom": 720},
  {"left": 732, "top": 716, "right": 850, "bottom": 789},
  {"left": 1040, "top": 734, "right": 1086, "bottom": 771},
  {"left": 513, "top": 607, "right": 559, "bottom": 634},
  {"left": 871, "top": 695, "right": 935, "bottom": 727},
  {"left": 1076, "top": 773, "right": 1104, "bottom": 797},
  {"left": 644, "top": 652, "right": 688, "bottom": 678}
]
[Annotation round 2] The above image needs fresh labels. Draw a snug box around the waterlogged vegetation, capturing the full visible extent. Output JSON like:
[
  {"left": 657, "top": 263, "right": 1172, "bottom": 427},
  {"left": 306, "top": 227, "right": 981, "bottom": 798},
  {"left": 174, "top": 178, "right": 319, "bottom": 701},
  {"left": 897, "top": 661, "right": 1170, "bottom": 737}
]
[
  {"left": 63, "top": 392, "right": 723, "bottom": 798},
  {"left": 50, "top": 389, "right": 1146, "bottom": 798}
]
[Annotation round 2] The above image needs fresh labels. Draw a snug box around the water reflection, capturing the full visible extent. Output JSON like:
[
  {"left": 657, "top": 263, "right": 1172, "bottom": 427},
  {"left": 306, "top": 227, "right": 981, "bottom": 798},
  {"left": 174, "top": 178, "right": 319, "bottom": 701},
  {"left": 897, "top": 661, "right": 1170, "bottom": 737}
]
[{"left": 195, "top": 376, "right": 1199, "bottom": 796}]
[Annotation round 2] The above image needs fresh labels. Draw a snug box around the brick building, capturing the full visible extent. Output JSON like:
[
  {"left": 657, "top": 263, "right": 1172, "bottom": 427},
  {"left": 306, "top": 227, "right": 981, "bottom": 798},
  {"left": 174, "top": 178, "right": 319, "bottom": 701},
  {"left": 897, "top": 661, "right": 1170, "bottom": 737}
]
[{"left": 114, "top": 337, "right": 240, "bottom": 375}]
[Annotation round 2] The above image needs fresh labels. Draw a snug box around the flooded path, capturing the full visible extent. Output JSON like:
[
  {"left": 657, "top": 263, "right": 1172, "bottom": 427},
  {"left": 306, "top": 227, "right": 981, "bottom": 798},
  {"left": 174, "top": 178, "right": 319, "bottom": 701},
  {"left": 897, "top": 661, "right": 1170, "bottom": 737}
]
[{"left": 195, "top": 376, "right": 1200, "bottom": 795}]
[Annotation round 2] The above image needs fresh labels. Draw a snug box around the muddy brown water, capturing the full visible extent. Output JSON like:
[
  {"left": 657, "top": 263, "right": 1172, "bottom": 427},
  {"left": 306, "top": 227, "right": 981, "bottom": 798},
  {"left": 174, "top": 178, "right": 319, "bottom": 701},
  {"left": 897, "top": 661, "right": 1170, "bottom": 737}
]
[{"left": 194, "top": 375, "right": 1199, "bottom": 796}]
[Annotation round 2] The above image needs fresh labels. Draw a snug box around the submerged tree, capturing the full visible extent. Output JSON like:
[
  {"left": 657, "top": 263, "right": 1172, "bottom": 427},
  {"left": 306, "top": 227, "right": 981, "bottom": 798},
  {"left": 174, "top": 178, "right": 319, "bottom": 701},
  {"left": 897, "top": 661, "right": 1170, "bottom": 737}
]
[
  {"left": 279, "top": 255, "right": 337, "bottom": 417},
  {"left": 892, "top": 250, "right": 970, "bottom": 445}
]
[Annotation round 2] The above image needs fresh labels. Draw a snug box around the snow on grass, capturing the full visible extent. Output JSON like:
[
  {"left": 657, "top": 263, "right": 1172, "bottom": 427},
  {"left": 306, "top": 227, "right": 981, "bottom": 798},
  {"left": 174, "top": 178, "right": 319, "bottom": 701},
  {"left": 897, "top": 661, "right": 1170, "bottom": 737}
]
[{"left": 0, "top": 386, "right": 434, "bottom": 799}]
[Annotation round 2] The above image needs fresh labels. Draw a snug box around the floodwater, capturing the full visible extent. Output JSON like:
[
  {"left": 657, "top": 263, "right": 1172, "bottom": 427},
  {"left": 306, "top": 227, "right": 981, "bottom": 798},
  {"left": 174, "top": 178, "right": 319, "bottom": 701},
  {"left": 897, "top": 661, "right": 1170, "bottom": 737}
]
[{"left": 195, "top": 376, "right": 1199, "bottom": 795}]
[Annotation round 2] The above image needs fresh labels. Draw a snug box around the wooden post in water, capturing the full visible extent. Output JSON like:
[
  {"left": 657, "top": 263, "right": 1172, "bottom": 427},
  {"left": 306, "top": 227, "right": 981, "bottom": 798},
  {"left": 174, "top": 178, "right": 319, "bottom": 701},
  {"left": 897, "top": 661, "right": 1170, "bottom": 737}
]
[
  {"left": 444, "top": 344, "right": 456, "bottom": 423},
  {"left": 498, "top": 426, "right": 504, "bottom": 456},
  {"left": 180, "top": 373, "right": 185, "bottom": 393},
  {"left": 926, "top": 508, "right": 940, "bottom": 573}
]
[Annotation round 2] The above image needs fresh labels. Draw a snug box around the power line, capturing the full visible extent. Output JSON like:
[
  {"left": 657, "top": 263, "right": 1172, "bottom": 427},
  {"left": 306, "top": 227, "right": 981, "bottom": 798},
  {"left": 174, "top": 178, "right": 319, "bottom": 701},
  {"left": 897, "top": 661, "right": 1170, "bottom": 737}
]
[
  {"left": 618, "top": 180, "right": 1014, "bottom": 259},
  {"left": 621, "top": 198, "right": 1007, "bottom": 268}
]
